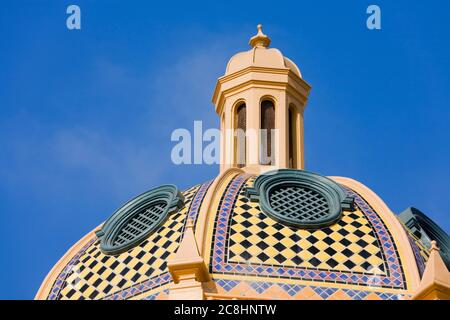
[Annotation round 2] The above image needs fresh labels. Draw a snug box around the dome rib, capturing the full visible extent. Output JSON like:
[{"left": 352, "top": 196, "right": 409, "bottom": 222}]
[{"left": 225, "top": 47, "right": 301, "bottom": 78}]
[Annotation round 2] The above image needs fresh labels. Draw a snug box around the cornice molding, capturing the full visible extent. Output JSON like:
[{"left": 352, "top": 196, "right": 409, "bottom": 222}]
[{"left": 212, "top": 66, "right": 311, "bottom": 114}]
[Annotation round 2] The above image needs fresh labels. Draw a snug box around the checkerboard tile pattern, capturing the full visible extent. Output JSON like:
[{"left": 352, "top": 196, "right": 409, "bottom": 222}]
[
  {"left": 48, "top": 181, "right": 211, "bottom": 300},
  {"left": 210, "top": 173, "right": 407, "bottom": 291},
  {"left": 47, "top": 238, "right": 96, "bottom": 300},
  {"left": 228, "top": 178, "right": 385, "bottom": 274},
  {"left": 57, "top": 210, "right": 188, "bottom": 300}
]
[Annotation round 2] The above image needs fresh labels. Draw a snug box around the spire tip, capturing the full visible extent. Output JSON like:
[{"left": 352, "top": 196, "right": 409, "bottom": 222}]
[{"left": 249, "top": 24, "right": 271, "bottom": 48}]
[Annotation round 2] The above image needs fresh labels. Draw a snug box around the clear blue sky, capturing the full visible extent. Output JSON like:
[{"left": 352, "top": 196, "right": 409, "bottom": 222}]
[{"left": 0, "top": 1, "right": 449, "bottom": 299}]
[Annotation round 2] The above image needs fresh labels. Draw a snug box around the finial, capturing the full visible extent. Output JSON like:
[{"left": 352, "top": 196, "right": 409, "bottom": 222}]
[
  {"left": 249, "top": 24, "right": 271, "bottom": 48},
  {"left": 257, "top": 24, "right": 263, "bottom": 33},
  {"left": 430, "top": 240, "right": 440, "bottom": 252}
]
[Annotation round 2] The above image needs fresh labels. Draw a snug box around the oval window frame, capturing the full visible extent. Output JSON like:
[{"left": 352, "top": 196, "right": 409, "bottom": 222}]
[
  {"left": 96, "top": 184, "right": 184, "bottom": 255},
  {"left": 247, "top": 169, "right": 354, "bottom": 229}
]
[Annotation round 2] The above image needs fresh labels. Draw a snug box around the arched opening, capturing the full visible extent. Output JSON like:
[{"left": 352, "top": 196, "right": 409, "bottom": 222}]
[
  {"left": 260, "top": 99, "right": 275, "bottom": 165},
  {"left": 234, "top": 103, "right": 246, "bottom": 168},
  {"left": 288, "top": 105, "right": 298, "bottom": 168}
]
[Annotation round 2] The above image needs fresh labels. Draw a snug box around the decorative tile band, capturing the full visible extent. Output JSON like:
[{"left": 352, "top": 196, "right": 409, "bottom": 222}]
[
  {"left": 189, "top": 180, "right": 213, "bottom": 224},
  {"left": 210, "top": 174, "right": 407, "bottom": 290},
  {"left": 103, "top": 273, "right": 171, "bottom": 300},
  {"left": 213, "top": 279, "right": 410, "bottom": 300},
  {"left": 345, "top": 187, "right": 407, "bottom": 288},
  {"left": 48, "top": 238, "right": 96, "bottom": 300},
  {"left": 406, "top": 231, "right": 427, "bottom": 278},
  {"left": 142, "top": 289, "right": 170, "bottom": 300}
]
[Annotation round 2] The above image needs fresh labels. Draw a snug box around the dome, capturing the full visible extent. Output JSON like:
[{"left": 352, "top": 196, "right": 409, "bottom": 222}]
[
  {"left": 225, "top": 25, "right": 302, "bottom": 78},
  {"left": 36, "top": 169, "right": 442, "bottom": 300},
  {"left": 36, "top": 24, "right": 450, "bottom": 301},
  {"left": 225, "top": 48, "right": 302, "bottom": 78}
]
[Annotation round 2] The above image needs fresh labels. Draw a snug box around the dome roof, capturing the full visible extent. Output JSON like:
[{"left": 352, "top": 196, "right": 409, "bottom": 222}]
[
  {"left": 225, "top": 25, "right": 302, "bottom": 77},
  {"left": 37, "top": 169, "right": 436, "bottom": 300},
  {"left": 36, "top": 24, "right": 450, "bottom": 301},
  {"left": 225, "top": 48, "right": 302, "bottom": 77}
]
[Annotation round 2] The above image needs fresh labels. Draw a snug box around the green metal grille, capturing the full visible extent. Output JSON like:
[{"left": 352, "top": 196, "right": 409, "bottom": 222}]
[
  {"left": 269, "top": 185, "right": 330, "bottom": 222},
  {"left": 113, "top": 202, "right": 166, "bottom": 246}
]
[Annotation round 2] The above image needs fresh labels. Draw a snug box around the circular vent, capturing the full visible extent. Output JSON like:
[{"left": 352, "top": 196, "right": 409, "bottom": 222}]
[{"left": 269, "top": 184, "right": 330, "bottom": 223}]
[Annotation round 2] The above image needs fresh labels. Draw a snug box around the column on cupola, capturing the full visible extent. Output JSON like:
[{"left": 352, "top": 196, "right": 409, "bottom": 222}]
[{"left": 212, "top": 24, "right": 311, "bottom": 174}]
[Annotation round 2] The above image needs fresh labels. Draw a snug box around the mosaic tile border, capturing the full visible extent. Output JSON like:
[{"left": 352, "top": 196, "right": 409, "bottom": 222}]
[
  {"left": 103, "top": 273, "right": 171, "bottom": 300},
  {"left": 48, "top": 181, "right": 212, "bottom": 300},
  {"left": 406, "top": 232, "right": 427, "bottom": 278},
  {"left": 142, "top": 289, "right": 170, "bottom": 300},
  {"left": 213, "top": 279, "right": 410, "bottom": 300},
  {"left": 48, "top": 238, "right": 97, "bottom": 300},
  {"left": 189, "top": 180, "right": 213, "bottom": 224},
  {"left": 210, "top": 174, "right": 407, "bottom": 290}
]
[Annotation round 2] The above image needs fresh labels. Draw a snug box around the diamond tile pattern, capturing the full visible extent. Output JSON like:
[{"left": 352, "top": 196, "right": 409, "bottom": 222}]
[
  {"left": 211, "top": 173, "right": 407, "bottom": 290},
  {"left": 142, "top": 289, "right": 170, "bottom": 300},
  {"left": 52, "top": 184, "right": 201, "bottom": 300},
  {"left": 228, "top": 177, "right": 386, "bottom": 274},
  {"left": 213, "top": 279, "right": 409, "bottom": 300}
]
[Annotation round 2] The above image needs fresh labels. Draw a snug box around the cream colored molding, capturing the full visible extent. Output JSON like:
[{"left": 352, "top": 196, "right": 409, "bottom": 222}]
[
  {"left": 212, "top": 65, "right": 311, "bottom": 112},
  {"left": 167, "top": 219, "right": 210, "bottom": 300},
  {"left": 242, "top": 164, "right": 277, "bottom": 175},
  {"left": 168, "top": 280, "right": 204, "bottom": 300},
  {"left": 412, "top": 241, "right": 450, "bottom": 300},
  {"left": 213, "top": 66, "right": 309, "bottom": 96},
  {"left": 195, "top": 168, "right": 244, "bottom": 256},
  {"left": 213, "top": 76, "right": 310, "bottom": 115},
  {"left": 130, "top": 283, "right": 171, "bottom": 300},
  {"left": 205, "top": 292, "right": 277, "bottom": 300},
  {"left": 330, "top": 176, "right": 421, "bottom": 293}
]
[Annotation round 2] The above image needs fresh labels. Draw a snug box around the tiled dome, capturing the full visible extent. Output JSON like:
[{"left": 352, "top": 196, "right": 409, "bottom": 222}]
[
  {"left": 37, "top": 170, "right": 438, "bottom": 300},
  {"left": 36, "top": 24, "right": 450, "bottom": 301}
]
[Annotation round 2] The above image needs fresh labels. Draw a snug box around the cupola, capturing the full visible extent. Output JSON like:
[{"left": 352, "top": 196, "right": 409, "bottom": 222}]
[{"left": 212, "top": 24, "right": 311, "bottom": 174}]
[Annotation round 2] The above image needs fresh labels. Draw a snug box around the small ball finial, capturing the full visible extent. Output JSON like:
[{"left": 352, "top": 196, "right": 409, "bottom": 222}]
[
  {"left": 249, "top": 23, "right": 271, "bottom": 48},
  {"left": 430, "top": 240, "right": 440, "bottom": 251}
]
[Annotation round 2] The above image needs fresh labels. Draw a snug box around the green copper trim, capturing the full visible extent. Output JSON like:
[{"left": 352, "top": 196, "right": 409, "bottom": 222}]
[
  {"left": 399, "top": 207, "right": 450, "bottom": 269},
  {"left": 246, "top": 169, "right": 354, "bottom": 229},
  {"left": 96, "top": 184, "right": 184, "bottom": 255}
]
